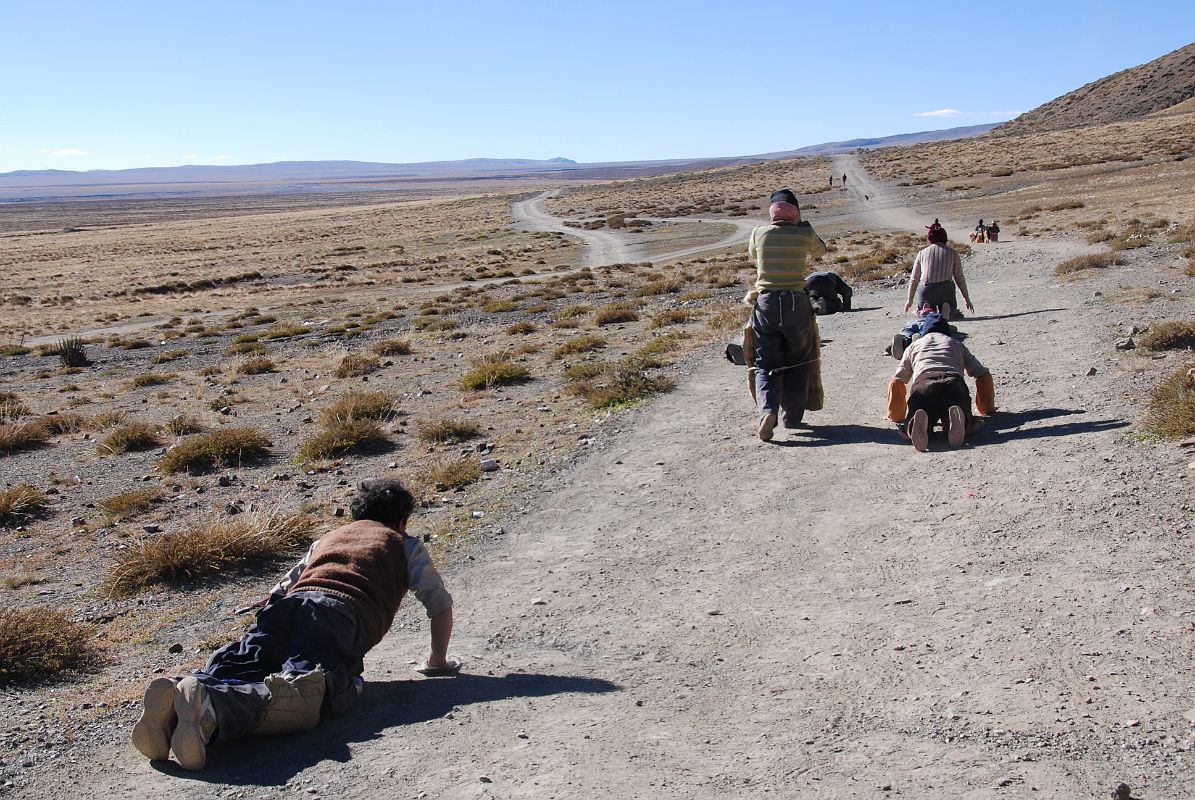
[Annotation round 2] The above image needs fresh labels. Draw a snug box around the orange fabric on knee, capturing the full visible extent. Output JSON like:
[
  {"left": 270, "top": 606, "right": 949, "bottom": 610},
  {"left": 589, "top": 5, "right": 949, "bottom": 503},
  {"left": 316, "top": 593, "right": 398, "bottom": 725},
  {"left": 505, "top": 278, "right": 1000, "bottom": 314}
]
[
  {"left": 887, "top": 379, "right": 907, "bottom": 422},
  {"left": 975, "top": 372, "right": 997, "bottom": 415}
]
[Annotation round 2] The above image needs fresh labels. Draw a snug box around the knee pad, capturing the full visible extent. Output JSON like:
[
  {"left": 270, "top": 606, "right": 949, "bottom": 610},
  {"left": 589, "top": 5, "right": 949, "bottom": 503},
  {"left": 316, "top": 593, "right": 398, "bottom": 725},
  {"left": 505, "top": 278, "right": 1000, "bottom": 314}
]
[{"left": 252, "top": 668, "right": 326, "bottom": 736}]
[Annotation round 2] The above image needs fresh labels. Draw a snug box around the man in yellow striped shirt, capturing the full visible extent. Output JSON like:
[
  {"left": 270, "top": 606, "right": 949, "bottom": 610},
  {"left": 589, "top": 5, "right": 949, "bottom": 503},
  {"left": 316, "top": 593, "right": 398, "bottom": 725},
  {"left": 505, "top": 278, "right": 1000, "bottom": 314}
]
[{"left": 746, "top": 189, "right": 827, "bottom": 441}]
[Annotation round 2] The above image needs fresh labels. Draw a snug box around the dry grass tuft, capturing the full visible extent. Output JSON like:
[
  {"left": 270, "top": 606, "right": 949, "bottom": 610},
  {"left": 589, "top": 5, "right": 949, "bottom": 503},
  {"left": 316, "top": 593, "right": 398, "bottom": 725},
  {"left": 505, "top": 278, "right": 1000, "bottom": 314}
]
[
  {"left": 592, "top": 302, "right": 639, "bottom": 326},
  {"left": 460, "top": 352, "right": 532, "bottom": 391},
  {"left": 0, "top": 485, "right": 47, "bottom": 527},
  {"left": 371, "top": 338, "right": 413, "bottom": 356},
  {"left": 1167, "top": 219, "right": 1195, "bottom": 244},
  {"left": 105, "top": 512, "right": 316, "bottom": 596},
  {"left": 506, "top": 321, "right": 537, "bottom": 335},
  {"left": 319, "top": 391, "right": 396, "bottom": 425},
  {"left": 0, "top": 392, "right": 30, "bottom": 421},
  {"left": 0, "top": 607, "right": 103, "bottom": 685},
  {"left": 1055, "top": 252, "right": 1121, "bottom": 275},
  {"left": 649, "top": 309, "right": 694, "bottom": 329},
  {"left": 159, "top": 427, "right": 272, "bottom": 473},
  {"left": 263, "top": 322, "right": 306, "bottom": 340},
  {"left": 1144, "top": 365, "right": 1195, "bottom": 439},
  {"left": 418, "top": 457, "right": 482, "bottom": 492},
  {"left": 235, "top": 357, "right": 276, "bottom": 375},
  {"left": 298, "top": 418, "right": 389, "bottom": 461},
  {"left": 553, "top": 335, "right": 607, "bottom": 357},
  {"left": 129, "top": 373, "right": 176, "bottom": 389},
  {"left": 162, "top": 414, "right": 205, "bottom": 436},
  {"left": 97, "top": 487, "right": 162, "bottom": 522},
  {"left": 97, "top": 421, "right": 161, "bottom": 456},
  {"left": 335, "top": 353, "right": 381, "bottom": 378},
  {"left": 0, "top": 420, "right": 51, "bottom": 456},
  {"left": 1139, "top": 320, "right": 1195, "bottom": 351},
  {"left": 416, "top": 418, "right": 482, "bottom": 443},
  {"left": 566, "top": 363, "right": 674, "bottom": 409}
]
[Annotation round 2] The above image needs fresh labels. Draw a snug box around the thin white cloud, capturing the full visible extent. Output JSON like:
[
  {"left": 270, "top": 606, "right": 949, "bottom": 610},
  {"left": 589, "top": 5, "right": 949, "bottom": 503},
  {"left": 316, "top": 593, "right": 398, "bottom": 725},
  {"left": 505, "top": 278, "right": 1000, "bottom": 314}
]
[
  {"left": 213, "top": 155, "right": 229, "bottom": 161},
  {"left": 144, "top": 154, "right": 153, "bottom": 159},
  {"left": 914, "top": 109, "right": 963, "bottom": 118},
  {"left": 181, "top": 154, "right": 197, "bottom": 160}
]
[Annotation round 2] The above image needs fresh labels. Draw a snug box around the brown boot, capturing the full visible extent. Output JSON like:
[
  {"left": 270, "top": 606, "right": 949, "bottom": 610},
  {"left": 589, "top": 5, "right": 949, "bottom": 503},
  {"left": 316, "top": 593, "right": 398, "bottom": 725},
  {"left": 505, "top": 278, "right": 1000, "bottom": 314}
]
[
  {"left": 910, "top": 410, "right": 930, "bottom": 452},
  {"left": 947, "top": 406, "right": 966, "bottom": 448}
]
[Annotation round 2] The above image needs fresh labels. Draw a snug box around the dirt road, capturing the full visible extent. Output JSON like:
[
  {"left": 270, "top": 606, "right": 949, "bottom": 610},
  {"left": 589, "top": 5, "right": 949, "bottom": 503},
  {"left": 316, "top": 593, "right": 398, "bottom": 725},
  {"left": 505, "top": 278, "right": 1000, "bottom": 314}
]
[{"left": 27, "top": 164, "right": 1195, "bottom": 799}]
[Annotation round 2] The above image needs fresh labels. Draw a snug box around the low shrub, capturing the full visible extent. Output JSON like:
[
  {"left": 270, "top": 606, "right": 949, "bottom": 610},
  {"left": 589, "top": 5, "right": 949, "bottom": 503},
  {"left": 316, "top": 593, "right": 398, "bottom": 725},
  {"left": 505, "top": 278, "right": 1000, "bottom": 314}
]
[
  {"left": 54, "top": 336, "right": 89, "bottom": 368},
  {"left": 416, "top": 418, "right": 481, "bottom": 443},
  {"left": 0, "top": 392, "right": 30, "bottom": 421},
  {"left": 0, "top": 485, "right": 47, "bottom": 527},
  {"left": 97, "top": 421, "right": 161, "bottom": 455},
  {"left": 414, "top": 316, "right": 458, "bottom": 332},
  {"left": 0, "top": 607, "right": 103, "bottom": 685},
  {"left": 159, "top": 427, "right": 272, "bottom": 473},
  {"left": 335, "top": 353, "right": 381, "bottom": 378},
  {"left": 460, "top": 353, "right": 532, "bottom": 391},
  {"left": 152, "top": 349, "right": 187, "bottom": 365},
  {"left": 105, "top": 512, "right": 316, "bottom": 596},
  {"left": 298, "top": 418, "right": 388, "bottom": 461},
  {"left": 482, "top": 299, "right": 519, "bottom": 313},
  {"left": 1139, "top": 321, "right": 1195, "bottom": 351},
  {"left": 506, "top": 321, "right": 536, "bottom": 335},
  {"left": 40, "top": 412, "right": 87, "bottom": 434},
  {"left": 1144, "top": 365, "right": 1195, "bottom": 439}
]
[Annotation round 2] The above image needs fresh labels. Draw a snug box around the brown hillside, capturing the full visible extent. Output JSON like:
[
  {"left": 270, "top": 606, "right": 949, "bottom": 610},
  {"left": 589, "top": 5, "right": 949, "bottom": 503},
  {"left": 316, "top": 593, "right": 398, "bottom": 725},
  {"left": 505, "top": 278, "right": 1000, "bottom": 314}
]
[{"left": 995, "top": 42, "right": 1195, "bottom": 135}]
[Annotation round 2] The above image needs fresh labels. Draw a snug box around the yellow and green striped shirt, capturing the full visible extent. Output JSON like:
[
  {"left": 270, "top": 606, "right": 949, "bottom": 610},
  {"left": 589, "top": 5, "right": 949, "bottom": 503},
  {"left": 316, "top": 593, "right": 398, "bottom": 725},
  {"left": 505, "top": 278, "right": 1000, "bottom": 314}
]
[{"left": 748, "top": 221, "right": 827, "bottom": 291}]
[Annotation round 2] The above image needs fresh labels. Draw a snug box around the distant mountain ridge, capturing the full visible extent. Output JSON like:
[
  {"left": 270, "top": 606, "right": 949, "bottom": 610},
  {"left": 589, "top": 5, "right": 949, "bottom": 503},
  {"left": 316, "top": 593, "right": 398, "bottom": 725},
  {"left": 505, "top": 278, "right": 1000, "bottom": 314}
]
[
  {"left": 995, "top": 42, "right": 1195, "bottom": 136},
  {"left": 0, "top": 125, "right": 994, "bottom": 201}
]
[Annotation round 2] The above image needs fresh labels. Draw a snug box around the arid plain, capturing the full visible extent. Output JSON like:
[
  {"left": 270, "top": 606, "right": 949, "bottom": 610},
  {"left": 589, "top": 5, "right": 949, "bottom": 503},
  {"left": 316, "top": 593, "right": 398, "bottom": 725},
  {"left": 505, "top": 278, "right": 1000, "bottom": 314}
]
[{"left": 1, "top": 101, "right": 1194, "bottom": 799}]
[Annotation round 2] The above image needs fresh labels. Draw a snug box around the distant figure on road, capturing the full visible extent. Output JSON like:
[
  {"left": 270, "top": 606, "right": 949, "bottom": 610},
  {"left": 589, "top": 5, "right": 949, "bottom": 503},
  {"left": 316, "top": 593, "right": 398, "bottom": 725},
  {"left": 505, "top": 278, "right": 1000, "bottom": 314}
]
[
  {"left": 842, "top": 173, "right": 847, "bottom": 187},
  {"left": 887, "top": 312, "right": 996, "bottom": 451},
  {"left": 829, "top": 175, "right": 835, "bottom": 188},
  {"left": 804, "top": 270, "right": 853, "bottom": 315},
  {"left": 905, "top": 220, "right": 974, "bottom": 320},
  {"left": 131, "top": 478, "right": 457, "bottom": 771},
  {"left": 745, "top": 188, "right": 827, "bottom": 441},
  {"left": 864, "top": 194, "right": 869, "bottom": 202},
  {"left": 986, "top": 221, "right": 1000, "bottom": 242}
]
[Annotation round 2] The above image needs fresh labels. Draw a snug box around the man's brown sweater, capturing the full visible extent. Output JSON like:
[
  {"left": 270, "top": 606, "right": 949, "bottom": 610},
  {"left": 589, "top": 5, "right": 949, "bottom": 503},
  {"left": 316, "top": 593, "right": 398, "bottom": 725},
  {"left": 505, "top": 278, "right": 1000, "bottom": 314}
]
[{"left": 288, "top": 520, "right": 409, "bottom": 650}]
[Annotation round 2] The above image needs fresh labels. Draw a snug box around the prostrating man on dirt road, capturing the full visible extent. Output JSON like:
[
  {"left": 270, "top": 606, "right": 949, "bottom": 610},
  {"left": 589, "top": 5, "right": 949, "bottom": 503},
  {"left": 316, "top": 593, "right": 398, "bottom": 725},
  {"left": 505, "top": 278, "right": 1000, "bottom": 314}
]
[
  {"left": 746, "top": 188, "right": 827, "bottom": 441},
  {"left": 804, "top": 270, "right": 853, "bottom": 315},
  {"left": 886, "top": 312, "right": 996, "bottom": 451},
  {"left": 905, "top": 220, "right": 975, "bottom": 320},
  {"left": 132, "top": 478, "right": 457, "bottom": 771}
]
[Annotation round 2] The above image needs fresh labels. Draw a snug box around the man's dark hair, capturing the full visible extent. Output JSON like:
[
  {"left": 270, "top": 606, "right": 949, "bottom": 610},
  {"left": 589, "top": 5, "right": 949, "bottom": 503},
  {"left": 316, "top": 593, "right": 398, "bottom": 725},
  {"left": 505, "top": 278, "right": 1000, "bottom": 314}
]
[{"left": 350, "top": 478, "right": 415, "bottom": 528}]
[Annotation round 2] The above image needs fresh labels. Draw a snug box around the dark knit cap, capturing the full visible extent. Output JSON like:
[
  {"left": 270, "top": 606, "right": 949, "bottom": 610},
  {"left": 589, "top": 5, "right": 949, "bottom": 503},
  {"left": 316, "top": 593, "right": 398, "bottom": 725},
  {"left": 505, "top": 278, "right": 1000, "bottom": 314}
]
[{"left": 769, "top": 188, "right": 799, "bottom": 207}]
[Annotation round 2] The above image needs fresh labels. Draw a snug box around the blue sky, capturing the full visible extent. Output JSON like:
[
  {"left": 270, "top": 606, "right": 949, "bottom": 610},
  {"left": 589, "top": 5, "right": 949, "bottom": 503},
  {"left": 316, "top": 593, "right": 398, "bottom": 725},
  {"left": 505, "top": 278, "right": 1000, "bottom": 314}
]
[{"left": 1, "top": 1, "right": 1191, "bottom": 172}]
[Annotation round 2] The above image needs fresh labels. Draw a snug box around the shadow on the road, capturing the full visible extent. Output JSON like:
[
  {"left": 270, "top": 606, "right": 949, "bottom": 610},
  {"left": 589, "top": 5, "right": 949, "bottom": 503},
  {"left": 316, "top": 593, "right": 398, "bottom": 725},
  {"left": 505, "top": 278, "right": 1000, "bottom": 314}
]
[
  {"left": 156, "top": 672, "right": 620, "bottom": 785},
  {"left": 970, "top": 408, "right": 1128, "bottom": 446},
  {"left": 767, "top": 424, "right": 906, "bottom": 447},
  {"left": 967, "top": 307, "right": 1067, "bottom": 322}
]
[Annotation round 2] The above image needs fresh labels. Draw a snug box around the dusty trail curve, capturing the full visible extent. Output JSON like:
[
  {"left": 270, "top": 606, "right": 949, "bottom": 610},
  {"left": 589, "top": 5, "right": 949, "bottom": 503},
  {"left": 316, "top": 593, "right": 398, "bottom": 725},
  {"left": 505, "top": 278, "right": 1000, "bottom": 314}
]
[{"left": 28, "top": 160, "right": 1195, "bottom": 799}]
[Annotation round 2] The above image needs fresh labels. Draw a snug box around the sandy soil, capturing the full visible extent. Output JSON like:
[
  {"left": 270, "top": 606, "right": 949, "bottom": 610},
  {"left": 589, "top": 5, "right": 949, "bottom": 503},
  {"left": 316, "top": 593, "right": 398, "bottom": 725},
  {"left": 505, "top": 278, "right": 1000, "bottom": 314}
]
[{"left": 14, "top": 162, "right": 1195, "bottom": 800}]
